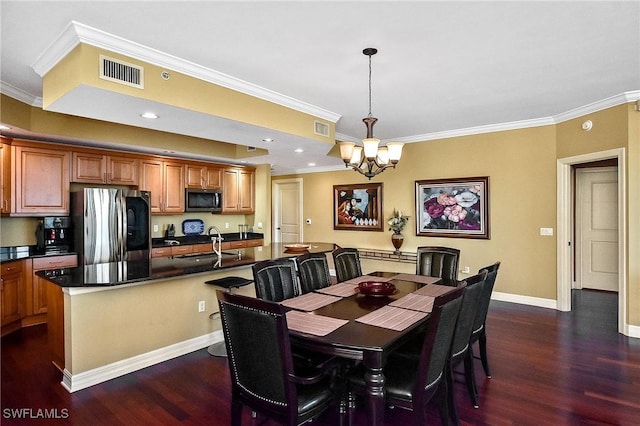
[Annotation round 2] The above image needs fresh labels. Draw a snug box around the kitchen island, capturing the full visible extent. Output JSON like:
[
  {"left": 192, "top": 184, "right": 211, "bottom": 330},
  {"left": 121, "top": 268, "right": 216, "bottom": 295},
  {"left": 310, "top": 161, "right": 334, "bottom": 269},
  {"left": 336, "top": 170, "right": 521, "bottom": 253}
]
[{"left": 39, "top": 243, "right": 336, "bottom": 392}]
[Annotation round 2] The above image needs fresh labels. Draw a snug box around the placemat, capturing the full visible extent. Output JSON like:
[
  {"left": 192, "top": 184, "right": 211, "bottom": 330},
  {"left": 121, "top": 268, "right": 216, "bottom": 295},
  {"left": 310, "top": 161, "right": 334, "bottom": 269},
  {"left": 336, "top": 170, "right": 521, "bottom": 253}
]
[
  {"left": 413, "top": 284, "right": 454, "bottom": 297},
  {"left": 389, "top": 293, "right": 435, "bottom": 313},
  {"left": 316, "top": 282, "right": 359, "bottom": 297},
  {"left": 355, "top": 305, "right": 428, "bottom": 332},
  {"left": 280, "top": 292, "right": 341, "bottom": 311},
  {"left": 391, "top": 273, "right": 442, "bottom": 285},
  {"left": 286, "top": 311, "right": 348, "bottom": 336},
  {"left": 342, "top": 275, "right": 393, "bottom": 285}
]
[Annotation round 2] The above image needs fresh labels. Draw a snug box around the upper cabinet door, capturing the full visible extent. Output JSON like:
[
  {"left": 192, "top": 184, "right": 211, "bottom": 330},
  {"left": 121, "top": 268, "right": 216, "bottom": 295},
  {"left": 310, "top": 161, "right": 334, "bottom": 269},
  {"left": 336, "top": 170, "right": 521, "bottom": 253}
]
[
  {"left": 163, "top": 161, "right": 185, "bottom": 213},
  {"left": 72, "top": 152, "right": 138, "bottom": 185},
  {"left": 1, "top": 140, "right": 12, "bottom": 214},
  {"left": 221, "top": 167, "right": 254, "bottom": 214},
  {"left": 139, "top": 158, "right": 184, "bottom": 214},
  {"left": 106, "top": 155, "right": 138, "bottom": 185},
  {"left": 186, "top": 164, "right": 222, "bottom": 189},
  {"left": 12, "top": 145, "right": 70, "bottom": 215},
  {"left": 72, "top": 152, "right": 107, "bottom": 184}
]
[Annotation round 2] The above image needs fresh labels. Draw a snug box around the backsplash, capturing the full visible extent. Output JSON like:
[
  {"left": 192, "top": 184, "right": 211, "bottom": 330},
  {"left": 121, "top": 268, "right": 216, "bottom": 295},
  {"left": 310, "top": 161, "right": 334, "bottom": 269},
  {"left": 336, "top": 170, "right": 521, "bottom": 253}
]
[{"left": 0, "top": 217, "right": 39, "bottom": 246}]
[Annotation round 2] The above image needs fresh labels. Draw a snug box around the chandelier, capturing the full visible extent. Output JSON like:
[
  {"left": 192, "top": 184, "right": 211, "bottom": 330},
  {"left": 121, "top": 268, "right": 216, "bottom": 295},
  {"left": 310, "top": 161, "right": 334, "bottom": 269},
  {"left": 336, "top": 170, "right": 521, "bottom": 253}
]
[{"left": 338, "top": 48, "right": 404, "bottom": 180}]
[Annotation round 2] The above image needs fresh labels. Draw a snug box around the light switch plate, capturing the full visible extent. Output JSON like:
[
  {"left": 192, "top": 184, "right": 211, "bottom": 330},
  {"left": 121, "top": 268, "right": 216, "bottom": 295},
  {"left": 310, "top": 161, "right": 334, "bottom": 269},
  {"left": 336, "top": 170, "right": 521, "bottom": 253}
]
[{"left": 540, "top": 227, "right": 554, "bottom": 236}]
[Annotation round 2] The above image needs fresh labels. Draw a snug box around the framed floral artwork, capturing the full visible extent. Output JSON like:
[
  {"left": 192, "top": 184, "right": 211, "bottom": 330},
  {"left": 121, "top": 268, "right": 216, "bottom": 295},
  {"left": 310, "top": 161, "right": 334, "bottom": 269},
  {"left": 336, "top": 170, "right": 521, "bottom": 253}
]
[
  {"left": 415, "top": 177, "right": 490, "bottom": 239},
  {"left": 333, "top": 183, "right": 383, "bottom": 231}
]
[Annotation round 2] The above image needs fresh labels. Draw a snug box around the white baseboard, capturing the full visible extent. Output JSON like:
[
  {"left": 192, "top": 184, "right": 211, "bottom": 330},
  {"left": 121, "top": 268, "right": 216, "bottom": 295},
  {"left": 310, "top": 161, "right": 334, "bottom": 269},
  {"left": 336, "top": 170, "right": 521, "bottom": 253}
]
[
  {"left": 491, "top": 291, "right": 557, "bottom": 309},
  {"left": 624, "top": 324, "right": 640, "bottom": 339},
  {"left": 62, "top": 330, "right": 224, "bottom": 393}
]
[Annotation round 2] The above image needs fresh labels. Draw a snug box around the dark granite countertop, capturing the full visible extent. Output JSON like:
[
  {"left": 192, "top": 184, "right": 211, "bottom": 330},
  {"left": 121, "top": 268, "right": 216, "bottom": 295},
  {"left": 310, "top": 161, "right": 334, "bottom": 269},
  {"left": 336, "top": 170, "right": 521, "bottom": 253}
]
[
  {"left": 151, "top": 232, "right": 264, "bottom": 248},
  {"left": 36, "top": 242, "right": 337, "bottom": 288},
  {"left": 1, "top": 246, "right": 77, "bottom": 263}
]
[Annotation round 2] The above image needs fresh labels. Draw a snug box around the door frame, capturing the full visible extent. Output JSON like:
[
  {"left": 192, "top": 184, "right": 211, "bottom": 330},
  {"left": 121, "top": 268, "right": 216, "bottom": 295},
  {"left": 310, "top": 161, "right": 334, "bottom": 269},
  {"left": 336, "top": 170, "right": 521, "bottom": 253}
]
[
  {"left": 272, "top": 178, "right": 303, "bottom": 243},
  {"left": 557, "top": 148, "right": 627, "bottom": 334}
]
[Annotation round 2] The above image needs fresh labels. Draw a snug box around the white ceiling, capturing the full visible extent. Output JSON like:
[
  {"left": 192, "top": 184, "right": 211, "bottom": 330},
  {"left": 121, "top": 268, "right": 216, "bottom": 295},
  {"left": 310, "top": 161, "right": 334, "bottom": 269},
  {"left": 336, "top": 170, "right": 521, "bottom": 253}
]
[{"left": 1, "top": 1, "right": 639, "bottom": 174}]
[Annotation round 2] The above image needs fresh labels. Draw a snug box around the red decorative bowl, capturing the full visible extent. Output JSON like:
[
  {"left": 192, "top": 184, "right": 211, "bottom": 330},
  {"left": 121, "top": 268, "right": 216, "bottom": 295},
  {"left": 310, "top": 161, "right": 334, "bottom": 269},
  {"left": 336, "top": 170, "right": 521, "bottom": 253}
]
[{"left": 358, "top": 281, "right": 398, "bottom": 297}]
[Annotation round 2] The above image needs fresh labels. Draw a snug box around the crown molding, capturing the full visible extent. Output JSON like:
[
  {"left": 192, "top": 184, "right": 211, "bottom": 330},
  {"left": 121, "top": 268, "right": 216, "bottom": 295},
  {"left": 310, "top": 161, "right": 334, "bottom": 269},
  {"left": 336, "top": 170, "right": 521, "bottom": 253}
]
[
  {"left": 30, "top": 21, "right": 341, "bottom": 124},
  {"left": 378, "top": 90, "right": 640, "bottom": 144},
  {"left": 552, "top": 90, "right": 640, "bottom": 124},
  {"left": 271, "top": 164, "right": 345, "bottom": 176},
  {"left": 0, "top": 80, "right": 43, "bottom": 107}
]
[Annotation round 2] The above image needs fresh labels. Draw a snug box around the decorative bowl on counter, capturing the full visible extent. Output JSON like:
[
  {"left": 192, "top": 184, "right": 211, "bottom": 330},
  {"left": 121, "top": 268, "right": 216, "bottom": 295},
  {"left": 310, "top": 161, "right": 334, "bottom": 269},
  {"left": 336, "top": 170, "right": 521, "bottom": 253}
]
[
  {"left": 283, "top": 243, "right": 311, "bottom": 253},
  {"left": 358, "top": 281, "right": 398, "bottom": 297}
]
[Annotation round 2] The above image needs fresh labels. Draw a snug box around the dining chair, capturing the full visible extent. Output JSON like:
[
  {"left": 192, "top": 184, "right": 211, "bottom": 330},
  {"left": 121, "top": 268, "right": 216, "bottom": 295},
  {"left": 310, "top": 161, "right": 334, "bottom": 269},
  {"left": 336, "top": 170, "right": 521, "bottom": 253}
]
[
  {"left": 252, "top": 258, "right": 300, "bottom": 302},
  {"left": 332, "top": 247, "right": 362, "bottom": 283},
  {"left": 445, "top": 270, "right": 487, "bottom": 422},
  {"left": 468, "top": 262, "right": 501, "bottom": 379},
  {"left": 345, "top": 285, "right": 465, "bottom": 426},
  {"left": 416, "top": 246, "right": 461, "bottom": 281},
  {"left": 295, "top": 252, "right": 332, "bottom": 294},
  {"left": 217, "top": 290, "right": 342, "bottom": 426}
]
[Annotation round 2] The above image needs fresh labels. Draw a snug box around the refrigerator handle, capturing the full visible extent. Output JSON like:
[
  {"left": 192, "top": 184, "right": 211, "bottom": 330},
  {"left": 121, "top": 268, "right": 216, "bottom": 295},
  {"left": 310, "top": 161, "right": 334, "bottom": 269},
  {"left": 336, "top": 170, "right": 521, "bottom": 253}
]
[{"left": 116, "top": 192, "right": 126, "bottom": 261}]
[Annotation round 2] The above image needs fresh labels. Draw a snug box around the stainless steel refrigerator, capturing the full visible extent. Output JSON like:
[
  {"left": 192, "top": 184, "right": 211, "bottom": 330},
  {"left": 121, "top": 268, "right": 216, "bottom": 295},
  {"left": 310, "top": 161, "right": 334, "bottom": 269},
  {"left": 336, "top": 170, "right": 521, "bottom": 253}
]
[{"left": 72, "top": 188, "right": 152, "bottom": 265}]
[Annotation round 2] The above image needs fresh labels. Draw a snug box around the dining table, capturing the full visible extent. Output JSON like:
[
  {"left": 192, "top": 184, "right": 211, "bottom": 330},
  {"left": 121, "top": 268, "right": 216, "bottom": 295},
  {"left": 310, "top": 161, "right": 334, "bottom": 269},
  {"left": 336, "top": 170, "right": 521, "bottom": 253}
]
[{"left": 284, "top": 271, "right": 458, "bottom": 426}]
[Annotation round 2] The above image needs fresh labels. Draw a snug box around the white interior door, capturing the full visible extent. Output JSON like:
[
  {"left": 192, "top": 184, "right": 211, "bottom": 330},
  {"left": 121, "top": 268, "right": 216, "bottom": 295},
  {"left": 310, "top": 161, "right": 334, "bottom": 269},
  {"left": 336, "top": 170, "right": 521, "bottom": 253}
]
[
  {"left": 272, "top": 179, "right": 303, "bottom": 243},
  {"left": 576, "top": 167, "right": 619, "bottom": 292}
]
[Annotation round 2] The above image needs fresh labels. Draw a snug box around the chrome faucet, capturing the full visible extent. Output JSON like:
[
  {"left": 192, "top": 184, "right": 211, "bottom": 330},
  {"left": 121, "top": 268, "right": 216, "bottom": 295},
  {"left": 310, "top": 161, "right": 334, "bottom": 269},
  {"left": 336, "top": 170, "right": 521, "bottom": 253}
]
[{"left": 206, "top": 225, "right": 223, "bottom": 257}]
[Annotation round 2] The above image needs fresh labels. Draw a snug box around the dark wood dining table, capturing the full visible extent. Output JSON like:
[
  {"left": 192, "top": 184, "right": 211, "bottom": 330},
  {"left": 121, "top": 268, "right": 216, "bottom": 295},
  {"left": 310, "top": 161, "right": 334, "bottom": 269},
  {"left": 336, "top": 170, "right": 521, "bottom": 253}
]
[{"left": 287, "top": 271, "right": 457, "bottom": 426}]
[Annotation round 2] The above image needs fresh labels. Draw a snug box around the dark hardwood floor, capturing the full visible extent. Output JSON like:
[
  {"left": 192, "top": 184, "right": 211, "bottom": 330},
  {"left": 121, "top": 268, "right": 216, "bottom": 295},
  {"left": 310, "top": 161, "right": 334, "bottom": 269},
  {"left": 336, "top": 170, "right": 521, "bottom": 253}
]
[{"left": 2, "top": 290, "right": 639, "bottom": 425}]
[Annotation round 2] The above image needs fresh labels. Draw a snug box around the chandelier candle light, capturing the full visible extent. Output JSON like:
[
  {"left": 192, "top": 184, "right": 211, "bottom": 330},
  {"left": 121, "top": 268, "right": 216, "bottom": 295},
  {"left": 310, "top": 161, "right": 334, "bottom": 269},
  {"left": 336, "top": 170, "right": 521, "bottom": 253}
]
[{"left": 338, "top": 48, "right": 404, "bottom": 179}]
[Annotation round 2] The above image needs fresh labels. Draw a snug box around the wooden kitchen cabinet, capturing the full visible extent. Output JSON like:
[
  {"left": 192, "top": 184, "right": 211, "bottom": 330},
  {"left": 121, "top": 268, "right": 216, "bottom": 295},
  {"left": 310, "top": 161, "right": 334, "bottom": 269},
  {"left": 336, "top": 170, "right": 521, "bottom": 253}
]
[
  {"left": 1, "top": 261, "right": 24, "bottom": 332},
  {"left": 139, "top": 158, "right": 185, "bottom": 214},
  {"left": 11, "top": 143, "right": 70, "bottom": 215},
  {"left": 185, "top": 163, "right": 222, "bottom": 189},
  {"left": 47, "top": 281, "right": 64, "bottom": 370},
  {"left": 0, "top": 139, "right": 11, "bottom": 214},
  {"left": 222, "top": 167, "right": 255, "bottom": 214},
  {"left": 26, "top": 255, "right": 77, "bottom": 321},
  {"left": 220, "top": 239, "right": 263, "bottom": 250},
  {"left": 72, "top": 151, "right": 138, "bottom": 185}
]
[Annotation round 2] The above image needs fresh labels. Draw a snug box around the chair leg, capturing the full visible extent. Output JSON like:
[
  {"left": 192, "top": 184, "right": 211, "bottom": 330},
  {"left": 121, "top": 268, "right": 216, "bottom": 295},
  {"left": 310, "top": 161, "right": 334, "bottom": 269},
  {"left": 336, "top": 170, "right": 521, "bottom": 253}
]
[
  {"left": 464, "top": 350, "right": 479, "bottom": 408},
  {"left": 231, "top": 399, "right": 243, "bottom": 426},
  {"left": 347, "top": 392, "right": 356, "bottom": 426},
  {"left": 445, "top": 362, "right": 460, "bottom": 426},
  {"left": 479, "top": 328, "right": 491, "bottom": 378},
  {"left": 435, "top": 377, "right": 452, "bottom": 426}
]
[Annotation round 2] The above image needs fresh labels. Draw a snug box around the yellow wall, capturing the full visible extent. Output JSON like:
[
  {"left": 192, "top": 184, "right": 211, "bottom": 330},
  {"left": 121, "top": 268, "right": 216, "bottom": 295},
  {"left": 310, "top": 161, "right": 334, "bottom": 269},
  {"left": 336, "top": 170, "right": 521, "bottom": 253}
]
[
  {"left": 44, "top": 44, "right": 334, "bottom": 144},
  {"left": 278, "top": 125, "right": 558, "bottom": 300},
  {"left": 65, "top": 267, "right": 255, "bottom": 373}
]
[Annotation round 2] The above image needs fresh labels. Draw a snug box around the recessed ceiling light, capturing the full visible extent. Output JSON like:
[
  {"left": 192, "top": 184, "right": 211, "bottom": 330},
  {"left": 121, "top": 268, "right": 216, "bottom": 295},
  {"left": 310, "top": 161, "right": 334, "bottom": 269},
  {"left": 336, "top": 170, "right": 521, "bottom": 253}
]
[
  {"left": 262, "top": 138, "right": 274, "bottom": 143},
  {"left": 308, "top": 162, "right": 316, "bottom": 167},
  {"left": 294, "top": 148, "right": 304, "bottom": 153},
  {"left": 141, "top": 112, "right": 158, "bottom": 119}
]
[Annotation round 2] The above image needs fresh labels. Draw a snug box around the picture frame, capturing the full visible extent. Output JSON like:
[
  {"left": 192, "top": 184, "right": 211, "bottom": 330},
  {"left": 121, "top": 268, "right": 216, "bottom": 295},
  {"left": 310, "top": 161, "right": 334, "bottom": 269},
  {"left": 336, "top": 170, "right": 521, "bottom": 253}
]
[
  {"left": 415, "top": 176, "right": 490, "bottom": 239},
  {"left": 333, "top": 183, "right": 383, "bottom": 231}
]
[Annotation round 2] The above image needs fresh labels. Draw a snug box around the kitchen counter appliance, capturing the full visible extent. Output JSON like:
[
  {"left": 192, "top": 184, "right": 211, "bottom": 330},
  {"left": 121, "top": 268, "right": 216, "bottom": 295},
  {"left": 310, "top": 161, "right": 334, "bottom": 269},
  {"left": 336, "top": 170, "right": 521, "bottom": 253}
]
[
  {"left": 185, "top": 188, "right": 222, "bottom": 212},
  {"left": 36, "top": 216, "right": 72, "bottom": 255},
  {"left": 72, "top": 188, "right": 151, "bottom": 265}
]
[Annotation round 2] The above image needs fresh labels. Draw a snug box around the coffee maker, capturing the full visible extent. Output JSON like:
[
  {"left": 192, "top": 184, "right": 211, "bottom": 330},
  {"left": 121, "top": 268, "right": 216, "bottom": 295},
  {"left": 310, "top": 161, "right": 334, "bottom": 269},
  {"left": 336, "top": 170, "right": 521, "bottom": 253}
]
[{"left": 36, "top": 216, "right": 72, "bottom": 255}]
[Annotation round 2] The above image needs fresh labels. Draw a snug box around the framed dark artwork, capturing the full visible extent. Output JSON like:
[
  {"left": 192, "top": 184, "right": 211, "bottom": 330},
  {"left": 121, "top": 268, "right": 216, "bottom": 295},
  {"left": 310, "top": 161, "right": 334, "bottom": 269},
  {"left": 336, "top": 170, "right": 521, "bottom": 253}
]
[
  {"left": 415, "top": 176, "right": 490, "bottom": 239},
  {"left": 333, "top": 183, "right": 383, "bottom": 231}
]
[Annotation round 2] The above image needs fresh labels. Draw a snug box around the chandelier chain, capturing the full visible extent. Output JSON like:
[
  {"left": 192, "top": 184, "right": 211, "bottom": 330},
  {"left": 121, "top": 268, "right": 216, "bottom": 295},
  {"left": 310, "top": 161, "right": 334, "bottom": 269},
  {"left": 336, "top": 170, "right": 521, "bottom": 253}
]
[{"left": 368, "top": 53, "right": 373, "bottom": 118}]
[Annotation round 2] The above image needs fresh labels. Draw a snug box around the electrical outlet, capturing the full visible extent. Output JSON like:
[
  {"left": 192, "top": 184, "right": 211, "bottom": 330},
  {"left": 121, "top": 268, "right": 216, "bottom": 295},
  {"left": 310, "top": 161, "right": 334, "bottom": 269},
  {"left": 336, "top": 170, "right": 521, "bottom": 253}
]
[
  {"left": 198, "top": 300, "right": 205, "bottom": 312},
  {"left": 225, "top": 222, "right": 230, "bottom": 229},
  {"left": 153, "top": 225, "right": 159, "bottom": 233},
  {"left": 461, "top": 266, "right": 470, "bottom": 274},
  {"left": 257, "top": 222, "right": 263, "bottom": 229},
  {"left": 540, "top": 227, "right": 554, "bottom": 236}
]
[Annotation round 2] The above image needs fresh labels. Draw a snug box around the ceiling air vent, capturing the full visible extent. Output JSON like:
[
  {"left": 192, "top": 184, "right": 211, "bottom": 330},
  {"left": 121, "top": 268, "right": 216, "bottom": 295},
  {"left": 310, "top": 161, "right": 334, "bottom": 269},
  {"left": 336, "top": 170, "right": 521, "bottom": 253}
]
[
  {"left": 314, "top": 120, "right": 329, "bottom": 137},
  {"left": 99, "top": 55, "right": 144, "bottom": 89}
]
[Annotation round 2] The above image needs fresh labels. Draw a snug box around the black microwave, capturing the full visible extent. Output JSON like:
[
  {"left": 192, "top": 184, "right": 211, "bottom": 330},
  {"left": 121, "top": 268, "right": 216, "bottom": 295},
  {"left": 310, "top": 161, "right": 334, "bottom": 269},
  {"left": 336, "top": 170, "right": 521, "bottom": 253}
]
[{"left": 185, "top": 189, "right": 223, "bottom": 212}]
